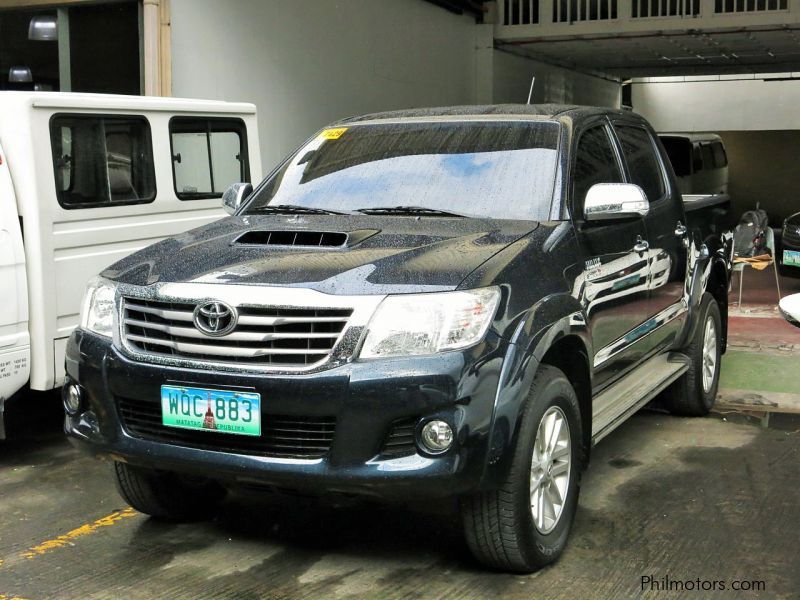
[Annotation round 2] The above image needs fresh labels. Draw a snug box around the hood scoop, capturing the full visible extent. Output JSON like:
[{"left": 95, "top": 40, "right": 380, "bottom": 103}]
[{"left": 233, "top": 228, "right": 380, "bottom": 248}]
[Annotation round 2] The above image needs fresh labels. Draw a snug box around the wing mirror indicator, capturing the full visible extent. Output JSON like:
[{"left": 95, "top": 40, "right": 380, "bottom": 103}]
[{"left": 584, "top": 183, "right": 650, "bottom": 221}]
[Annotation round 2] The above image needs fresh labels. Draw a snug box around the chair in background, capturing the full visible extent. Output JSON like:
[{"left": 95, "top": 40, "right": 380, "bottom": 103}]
[{"left": 732, "top": 226, "right": 781, "bottom": 309}]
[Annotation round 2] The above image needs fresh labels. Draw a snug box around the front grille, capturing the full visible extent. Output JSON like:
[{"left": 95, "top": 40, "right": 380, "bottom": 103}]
[
  {"left": 122, "top": 297, "right": 352, "bottom": 368},
  {"left": 379, "top": 417, "right": 418, "bottom": 458},
  {"left": 783, "top": 223, "right": 800, "bottom": 248},
  {"left": 118, "top": 396, "right": 335, "bottom": 459}
]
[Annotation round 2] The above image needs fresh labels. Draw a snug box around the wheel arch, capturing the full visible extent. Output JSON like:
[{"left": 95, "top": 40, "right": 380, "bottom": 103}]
[{"left": 479, "top": 294, "right": 593, "bottom": 490}]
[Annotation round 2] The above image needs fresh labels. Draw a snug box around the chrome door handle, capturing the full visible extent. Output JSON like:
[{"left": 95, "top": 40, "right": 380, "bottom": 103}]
[
  {"left": 675, "top": 222, "right": 688, "bottom": 237},
  {"left": 633, "top": 237, "right": 649, "bottom": 254}
]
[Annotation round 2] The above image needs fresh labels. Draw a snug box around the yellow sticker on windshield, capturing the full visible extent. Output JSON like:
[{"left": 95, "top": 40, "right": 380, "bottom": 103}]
[{"left": 319, "top": 127, "right": 348, "bottom": 140}]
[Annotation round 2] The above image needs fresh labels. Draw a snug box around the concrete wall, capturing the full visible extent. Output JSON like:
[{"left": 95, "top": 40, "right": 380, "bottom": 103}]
[
  {"left": 171, "top": 0, "right": 479, "bottom": 170},
  {"left": 632, "top": 76, "right": 800, "bottom": 132},
  {"left": 492, "top": 49, "right": 621, "bottom": 107},
  {"left": 717, "top": 130, "right": 800, "bottom": 223}
]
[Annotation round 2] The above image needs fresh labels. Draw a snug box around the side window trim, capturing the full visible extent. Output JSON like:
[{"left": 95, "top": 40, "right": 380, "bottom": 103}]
[
  {"left": 168, "top": 116, "right": 250, "bottom": 201},
  {"left": 49, "top": 113, "right": 157, "bottom": 210}
]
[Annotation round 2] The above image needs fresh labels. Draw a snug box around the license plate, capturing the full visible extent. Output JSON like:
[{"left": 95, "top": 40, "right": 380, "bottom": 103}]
[
  {"left": 784, "top": 249, "right": 800, "bottom": 267},
  {"left": 160, "top": 385, "right": 261, "bottom": 436}
]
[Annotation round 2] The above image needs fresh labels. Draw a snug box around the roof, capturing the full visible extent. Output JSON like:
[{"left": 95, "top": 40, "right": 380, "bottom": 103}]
[
  {"left": 657, "top": 132, "right": 724, "bottom": 143},
  {"left": 0, "top": 91, "right": 256, "bottom": 115},
  {"left": 342, "top": 103, "right": 629, "bottom": 124}
]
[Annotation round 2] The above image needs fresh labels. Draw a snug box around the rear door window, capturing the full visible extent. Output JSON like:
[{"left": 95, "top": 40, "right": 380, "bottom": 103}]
[
  {"left": 614, "top": 125, "right": 666, "bottom": 203},
  {"left": 50, "top": 114, "right": 156, "bottom": 209},
  {"left": 169, "top": 118, "right": 249, "bottom": 200},
  {"left": 701, "top": 143, "right": 714, "bottom": 171}
]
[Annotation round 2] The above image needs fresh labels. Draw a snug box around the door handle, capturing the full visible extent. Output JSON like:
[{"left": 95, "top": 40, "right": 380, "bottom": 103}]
[
  {"left": 633, "top": 237, "right": 649, "bottom": 254},
  {"left": 675, "top": 221, "right": 688, "bottom": 237}
]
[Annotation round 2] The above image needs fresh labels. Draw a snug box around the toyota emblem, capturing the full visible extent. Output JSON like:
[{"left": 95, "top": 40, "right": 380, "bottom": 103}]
[{"left": 193, "top": 301, "right": 237, "bottom": 337}]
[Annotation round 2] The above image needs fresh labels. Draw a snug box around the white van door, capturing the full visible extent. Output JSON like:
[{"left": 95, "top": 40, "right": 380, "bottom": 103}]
[{"left": 0, "top": 140, "right": 31, "bottom": 429}]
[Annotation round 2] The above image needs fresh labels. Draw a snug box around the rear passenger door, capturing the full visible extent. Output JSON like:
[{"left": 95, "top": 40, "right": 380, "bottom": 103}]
[
  {"left": 570, "top": 121, "right": 652, "bottom": 388},
  {"left": 612, "top": 121, "right": 688, "bottom": 357}
]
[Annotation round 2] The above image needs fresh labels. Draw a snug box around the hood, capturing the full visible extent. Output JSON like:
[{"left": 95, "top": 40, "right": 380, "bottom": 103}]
[{"left": 102, "top": 214, "right": 539, "bottom": 295}]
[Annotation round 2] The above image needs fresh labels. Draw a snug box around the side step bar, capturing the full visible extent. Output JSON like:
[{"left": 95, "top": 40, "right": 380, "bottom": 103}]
[{"left": 592, "top": 352, "right": 691, "bottom": 444}]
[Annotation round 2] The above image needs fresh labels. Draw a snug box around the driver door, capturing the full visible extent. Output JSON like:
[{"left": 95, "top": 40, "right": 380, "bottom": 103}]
[{"left": 570, "top": 122, "right": 652, "bottom": 389}]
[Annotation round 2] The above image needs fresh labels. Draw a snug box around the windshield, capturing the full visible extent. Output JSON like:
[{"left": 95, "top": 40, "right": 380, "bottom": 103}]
[{"left": 244, "top": 120, "right": 561, "bottom": 221}]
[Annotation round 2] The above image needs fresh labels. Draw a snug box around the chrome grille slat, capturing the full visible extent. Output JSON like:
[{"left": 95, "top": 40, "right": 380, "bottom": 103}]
[
  {"left": 123, "top": 318, "right": 340, "bottom": 342},
  {"left": 122, "top": 296, "right": 353, "bottom": 368}
]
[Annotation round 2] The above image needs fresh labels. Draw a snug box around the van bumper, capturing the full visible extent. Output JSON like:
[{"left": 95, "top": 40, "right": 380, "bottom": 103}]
[{"left": 64, "top": 329, "right": 507, "bottom": 500}]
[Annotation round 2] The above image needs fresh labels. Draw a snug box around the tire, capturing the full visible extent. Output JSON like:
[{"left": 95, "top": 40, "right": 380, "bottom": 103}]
[
  {"left": 663, "top": 292, "right": 722, "bottom": 416},
  {"left": 113, "top": 461, "right": 226, "bottom": 521},
  {"left": 460, "top": 365, "right": 583, "bottom": 573}
]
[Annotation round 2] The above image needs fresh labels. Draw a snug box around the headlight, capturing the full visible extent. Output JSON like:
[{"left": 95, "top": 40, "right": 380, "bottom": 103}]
[
  {"left": 79, "top": 277, "right": 117, "bottom": 338},
  {"left": 359, "top": 287, "right": 500, "bottom": 359}
]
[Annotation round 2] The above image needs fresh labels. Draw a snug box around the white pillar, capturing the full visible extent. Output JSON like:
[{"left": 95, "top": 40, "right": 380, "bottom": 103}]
[{"left": 142, "top": 0, "right": 160, "bottom": 96}]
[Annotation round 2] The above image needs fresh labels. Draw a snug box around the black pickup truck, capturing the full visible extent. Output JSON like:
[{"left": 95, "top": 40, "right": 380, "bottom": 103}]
[{"left": 65, "top": 105, "right": 732, "bottom": 573}]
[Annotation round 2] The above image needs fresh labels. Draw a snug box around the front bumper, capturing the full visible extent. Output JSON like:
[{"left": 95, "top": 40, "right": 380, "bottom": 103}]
[{"left": 65, "top": 329, "right": 507, "bottom": 499}]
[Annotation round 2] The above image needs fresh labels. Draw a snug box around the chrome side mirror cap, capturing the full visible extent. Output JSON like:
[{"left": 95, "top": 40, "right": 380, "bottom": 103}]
[
  {"left": 584, "top": 183, "right": 650, "bottom": 221},
  {"left": 222, "top": 182, "right": 253, "bottom": 215}
]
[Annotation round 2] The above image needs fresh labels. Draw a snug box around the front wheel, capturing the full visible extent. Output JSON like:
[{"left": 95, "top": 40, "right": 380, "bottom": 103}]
[
  {"left": 113, "top": 461, "right": 226, "bottom": 521},
  {"left": 663, "top": 293, "right": 722, "bottom": 416},
  {"left": 460, "top": 365, "right": 583, "bottom": 573}
]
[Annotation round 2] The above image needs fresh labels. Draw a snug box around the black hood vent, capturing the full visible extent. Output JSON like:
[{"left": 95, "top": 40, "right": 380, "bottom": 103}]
[
  {"left": 232, "top": 228, "right": 381, "bottom": 249},
  {"left": 234, "top": 230, "right": 349, "bottom": 248}
]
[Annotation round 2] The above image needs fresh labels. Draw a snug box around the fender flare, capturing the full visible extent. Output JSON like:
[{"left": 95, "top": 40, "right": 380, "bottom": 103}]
[{"left": 478, "top": 293, "right": 591, "bottom": 489}]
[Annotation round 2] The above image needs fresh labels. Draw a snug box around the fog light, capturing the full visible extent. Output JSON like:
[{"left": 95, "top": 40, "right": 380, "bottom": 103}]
[
  {"left": 63, "top": 383, "right": 82, "bottom": 415},
  {"left": 419, "top": 420, "right": 453, "bottom": 454}
]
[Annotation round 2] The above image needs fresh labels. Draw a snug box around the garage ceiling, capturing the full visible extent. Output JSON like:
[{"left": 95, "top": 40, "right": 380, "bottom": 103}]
[{"left": 498, "top": 26, "right": 800, "bottom": 79}]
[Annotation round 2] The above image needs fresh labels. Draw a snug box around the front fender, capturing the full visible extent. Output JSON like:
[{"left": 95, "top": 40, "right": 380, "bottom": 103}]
[{"left": 477, "top": 293, "right": 590, "bottom": 490}]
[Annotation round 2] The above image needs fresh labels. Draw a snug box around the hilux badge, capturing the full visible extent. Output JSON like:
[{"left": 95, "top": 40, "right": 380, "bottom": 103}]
[{"left": 193, "top": 301, "right": 237, "bottom": 337}]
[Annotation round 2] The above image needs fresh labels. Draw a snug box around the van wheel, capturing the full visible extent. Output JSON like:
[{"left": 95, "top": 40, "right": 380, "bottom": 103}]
[
  {"left": 663, "top": 293, "right": 722, "bottom": 416},
  {"left": 460, "top": 365, "right": 583, "bottom": 573},
  {"left": 113, "top": 461, "right": 226, "bottom": 521}
]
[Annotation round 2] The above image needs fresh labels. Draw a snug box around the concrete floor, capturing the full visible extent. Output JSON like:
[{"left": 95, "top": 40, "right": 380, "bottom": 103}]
[{"left": 1, "top": 405, "right": 798, "bottom": 599}]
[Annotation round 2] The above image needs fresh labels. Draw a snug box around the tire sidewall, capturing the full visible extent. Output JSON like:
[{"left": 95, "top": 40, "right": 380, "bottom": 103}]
[
  {"left": 695, "top": 295, "right": 722, "bottom": 411},
  {"left": 513, "top": 371, "right": 583, "bottom": 565}
]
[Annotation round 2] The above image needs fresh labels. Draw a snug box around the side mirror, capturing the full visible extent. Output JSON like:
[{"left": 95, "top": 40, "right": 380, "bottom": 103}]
[
  {"left": 779, "top": 294, "right": 800, "bottom": 328},
  {"left": 222, "top": 182, "right": 253, "bottom": 215},
  {"left": 584, "top": 183, "right": 650, "bottom": 221}
]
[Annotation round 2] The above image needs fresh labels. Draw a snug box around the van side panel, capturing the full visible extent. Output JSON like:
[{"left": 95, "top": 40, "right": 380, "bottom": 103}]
[{"left": 0, "top": 139, "right": 31, "bottom": 402}]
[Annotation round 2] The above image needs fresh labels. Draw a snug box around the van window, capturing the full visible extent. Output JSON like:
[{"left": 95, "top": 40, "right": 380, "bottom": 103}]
[
  {"left": 659, "top": 136, "right": 692, "bottom": 177},
  {"left": 50, "top": 115, "right": 156, "bottom": 209},
  {"left": 711, "top": 141, "right": 728, "bottom": 168},
  {"left": 700, "top": 143, "right": 714, "bottom": 171},
  {"left": 169, "top": 118, "right": 249, "bottom": 200},
  {"left": 614, "top": 125, "right": 666, "bottom": 203}
]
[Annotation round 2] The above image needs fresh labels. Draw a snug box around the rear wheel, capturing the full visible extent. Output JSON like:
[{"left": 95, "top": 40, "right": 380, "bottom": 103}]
[
  {"left": 460, "top": 365, "right": 583, "bottom": 572},
  {"left": 113, "top": 461, "right": 226, "bottom": 521},
  {"left": 663, "top": 293, "right": 722, "bottom": 416}
]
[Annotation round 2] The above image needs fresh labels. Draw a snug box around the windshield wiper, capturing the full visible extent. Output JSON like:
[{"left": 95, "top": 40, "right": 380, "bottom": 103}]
[
  {"left": 354, "top": 206, "right": 467, "bottom": 218},
  {"left": 248, "top": 204, "right": 350, "bottom": 216}
]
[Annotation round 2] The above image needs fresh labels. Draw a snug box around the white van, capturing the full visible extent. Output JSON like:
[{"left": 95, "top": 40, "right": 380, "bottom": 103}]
[
  {"left": 0, "top": 92, "right": 260, "bottom": 437},
  {"left": 658, "top": 133, "right": 729, "bottom": 196}
]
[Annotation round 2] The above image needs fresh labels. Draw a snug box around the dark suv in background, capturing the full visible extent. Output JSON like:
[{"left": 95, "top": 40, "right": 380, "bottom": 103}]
[{"left": 65, "top": 105, "right": 731, "bottom": 572}]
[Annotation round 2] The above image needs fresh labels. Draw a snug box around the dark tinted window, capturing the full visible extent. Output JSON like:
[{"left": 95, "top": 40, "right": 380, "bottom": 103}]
[
  {"left": 170, "top": 118, "right": 249, "bottom": 200},
  {"left": 701, "top": 143, "right": 714, "bottom": 171},
  {"left": 711, "top": 141, "right": 727, "bottom": 168},
  {"left": 615, "top": 125, "right": 666, "bottom": 202},
  {"left": 245, "top": 121, "right": 561, "bottom": 221},
  {"left": 50, "top": 115, "right": 155, "bottom": 209},
  {"left": 572, "top": 124, "right": 623, "bottom": 213},
  {"left": 659, "top": 136, "right": 692, "bottom": 177}
]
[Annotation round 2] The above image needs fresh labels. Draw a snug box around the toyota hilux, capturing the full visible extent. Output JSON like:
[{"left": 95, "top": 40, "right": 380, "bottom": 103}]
[{"left": 65, "top": 105, "right": 732, "bottom": 572}]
